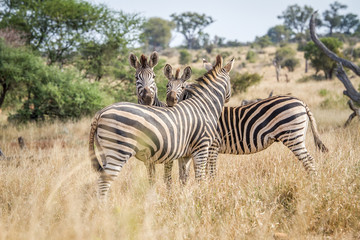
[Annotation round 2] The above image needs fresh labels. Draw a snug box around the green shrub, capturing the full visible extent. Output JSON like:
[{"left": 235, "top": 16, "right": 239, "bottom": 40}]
[
  {"left": 9, "top": 67, "right": 112, "bottom": 123},
  {"left": 246, "top": 50, "right": 256, "bottom": 63},
  {"left": 179, "top": 49, "right": 191, "bottom": 65},
  {"left": 318, "top": 89, "right": 329, "bottom": 97},
  {"left": 275, "top": 46, "right": 299, "bottom": 72},
  {"left": 230, "top": 72, "right": 262, "bottom": 94}
]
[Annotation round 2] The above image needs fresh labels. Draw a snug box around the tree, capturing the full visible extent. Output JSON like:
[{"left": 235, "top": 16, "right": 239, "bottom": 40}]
[
  {"left": 304, "top": 37, "right": 343, "bottom": 79},
  {"left": 170, "top": 12, "right": 214, "bottom": 49},
  {"left": 322, "top": 1, "right": 347, "bottom": 35},
  {"left": 267, "top": 25, "right": 292, "bottom": 44},
  {"left": 77, "top": 10, "right": 142, "bottom": 81},
  {"left": 254, "top": 35, "right": 272, "bottom": 48},
  {"left": 310, "top": 12, "right": 360, "bottom": 126},
  {"left": 0, "top": 39, "right": 37, "bottom": 109},
  {"left": 272, "top": 45, "right": 299, "bottom": 82},
  {"left": 278, "top": 4, "right": 314, "bottom": 36},
  {"left": 0, "top": 0, "right": 142, "bottom": 66},
  {"left": 339, "top": 13, "right": 359, "bottom": 34},
  {"left": 0, "top": 39, "right": 110, "bottom": 121},
  {"left": 0, "top": 0, "right": 102, "bottom": 65},
  {"left": 142, "top": 17, "right": 174, "bottom": 50}
]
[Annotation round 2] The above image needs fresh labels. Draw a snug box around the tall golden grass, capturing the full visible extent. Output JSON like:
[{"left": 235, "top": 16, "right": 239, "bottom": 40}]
[{"left": 1, "top": 47, "right": 360, "bottom": 239}]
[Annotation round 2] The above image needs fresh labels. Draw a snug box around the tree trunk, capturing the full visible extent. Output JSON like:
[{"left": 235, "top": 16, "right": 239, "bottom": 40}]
[{"left": 305, "top": 59, "right": 308, "bottom": 73}]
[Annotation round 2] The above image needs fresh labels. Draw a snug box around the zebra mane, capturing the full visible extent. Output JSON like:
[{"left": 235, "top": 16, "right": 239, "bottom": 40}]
[
  {"left": 140, "top": 55, "right": 148, "bottom": 68},
  {"left": 175, "top": 68, "right": 180, "bottom": 79},
  {"left": 194, "top": 55, "right": 223, "bottom": 85}
]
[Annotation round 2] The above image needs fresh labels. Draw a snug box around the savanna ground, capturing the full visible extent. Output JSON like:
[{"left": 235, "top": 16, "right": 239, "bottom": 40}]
[{"left": 1, "top": 45, "right": 360, "bottom": 239}]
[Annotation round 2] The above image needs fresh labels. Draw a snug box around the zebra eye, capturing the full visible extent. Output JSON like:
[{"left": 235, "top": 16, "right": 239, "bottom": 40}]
[
  {"left": 153, "top": 75, "right": 156, "bottom": 79},
  {"left": 135, "top": 76, "right": 139, "bottom": 80}
]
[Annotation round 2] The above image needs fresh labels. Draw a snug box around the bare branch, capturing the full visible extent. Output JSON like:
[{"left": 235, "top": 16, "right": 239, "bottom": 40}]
[
  {"left": 310, "top": 11, "right": 360, "bottom": 104},
  {"left": 335, "top": 64, "right": 360, "bottom": 103},
  {"left": 310, "top": 12, "right": 360, "bottom": 76},
  {"left": 344, "top": 100, "right": 360, "bottom": 127}
]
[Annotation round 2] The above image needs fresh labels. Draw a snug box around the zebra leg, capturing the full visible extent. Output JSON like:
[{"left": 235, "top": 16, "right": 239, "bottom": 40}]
[
  {"left": 284, "top": 141, "right": 317, "bottom": 174},
  {"left": 146, "top": 162, "right": 156, "bottom": 185},
  {"left": 178, "top": 157, "right": 191, "bottom": 185},
  {"left": 97, "top": 155, "right": 131, "bottom": 200},
  {"left": 164, "top": 160, "right": 173, "bottom": 189},
  {"left": 192, "top": 144, "right": 210, "bottom": 181},
  {"left": 206, "top": 146, "right": 219, "bottom": 178}
]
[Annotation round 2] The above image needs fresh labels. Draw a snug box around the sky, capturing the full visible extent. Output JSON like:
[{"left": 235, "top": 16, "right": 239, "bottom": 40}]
[{"left": 91, "top": 0, "right": 360, "bottom": 46}]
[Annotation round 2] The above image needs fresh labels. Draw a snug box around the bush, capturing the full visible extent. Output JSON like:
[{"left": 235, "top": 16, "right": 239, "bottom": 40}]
[
  {"left": 179, "top": 49, "right": 191, "bottom": 65},
  {"left": 246, "top": 50, "right": 256, "bottom": 63},
  {"left": 8, "top": 66, "right": 112, "bottom": 123},
  {"left": 230, "top": 72, "right": 262, "bottom": 94},
  {"left": 304, "top": 37, "right": 343, "bottom": 79},
  {"left": 275, "top": 46, "right": 299, "bottom": 72}
]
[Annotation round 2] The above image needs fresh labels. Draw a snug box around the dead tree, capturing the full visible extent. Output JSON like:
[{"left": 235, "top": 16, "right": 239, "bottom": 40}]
[{"left": 310, "top": 12, "right": 360, "bottom": 127}]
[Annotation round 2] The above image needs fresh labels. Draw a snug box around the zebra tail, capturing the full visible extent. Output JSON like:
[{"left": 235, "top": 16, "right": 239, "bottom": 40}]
[
  {"left": 305, "top": 104, "right": 329, "bottom": 153},
  {"left": 89, "top": 112, "right": 104, "bottom": 172}
]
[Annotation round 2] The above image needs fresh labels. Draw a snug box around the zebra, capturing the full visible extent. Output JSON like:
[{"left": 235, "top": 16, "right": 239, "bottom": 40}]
[
  {"left": 166, "top": 63, "right": 328, "bottom": 179},
  {"left": 128, "top": 52, "right": 192, "bottom": 186},
  {"left": 89, "top": 55, "right": 234, "bottom": 199},
  {"left": 129, "top": 51, "right": 164, "bottom": 106}
]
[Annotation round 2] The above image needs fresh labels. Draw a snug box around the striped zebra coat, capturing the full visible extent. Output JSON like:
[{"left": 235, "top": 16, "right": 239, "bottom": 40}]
[
  {"left": 129, "top": 52, "right": 192, "bottom": 186},
  {"left": 166, "top": 68, "right": 328, "bottom": 179},
  {"left": 89, "top": 55, "right": 234, "bottom": 198}
]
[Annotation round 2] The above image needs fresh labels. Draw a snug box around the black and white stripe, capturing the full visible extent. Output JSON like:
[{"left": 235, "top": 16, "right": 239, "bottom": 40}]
[
  {"left": 129, "top": 52, "right": 165, "bottom": 107},
  {"left": 166, "top": 77, "right": 328, "bottom": 179},
  {"left": 89, "top": 55, "right": 234, "bottom": 199}
]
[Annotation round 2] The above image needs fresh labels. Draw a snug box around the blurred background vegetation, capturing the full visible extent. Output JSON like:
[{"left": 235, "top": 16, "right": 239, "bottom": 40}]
[{"left": 0, "top": 0, "right": 359, "bottom": 123}]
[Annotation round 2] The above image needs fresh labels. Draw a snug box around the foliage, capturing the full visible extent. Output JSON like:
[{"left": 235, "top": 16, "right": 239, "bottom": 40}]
[
  {"left": 304, "top": 37, "right": 343, "bottom": 79},
  {"left": 0, "top": 0, "right": 142, "bottom": 66},
  {"left": 170, "top": 12, "right": 214, "bottom": 49},
  {"left": 141, "top": 17, "right": 174, "bottom": 50},
  {"left": 0, "top": 40, "right": 110, "bottom": 122},
  {"left": 275, "top": 46, "right": 299, "bottom": 72},
  {"left": 246, "top": 50, "right": 256, "bottom": 63},
  {"left": 75, "top": 9, "right": 142, "bottom": 81},
  {"left": 0, "top": 39, "right": 38, "bottom": 109},
  {"left": 254, "top": 35, "right": 272, "bottom": 48},
  {"left": 267, "top": 25, "right": 292, "bottom": 44},
  {"left": 278, "top": 4, "right": 314, "bottom": 36},
  {"left": 339, "top": 13, "right": 359, "bottom": 34},
  {"left": 230, "top": 72, "right": 262, "bottom": 94},
  {"left": 179, "top": 49, "right": 191, "bottom": 65},
  {"left": 8, "top": 66, "right": 112, "bottom": 123},
  {"left": 322, "top": 1, "right": 347, "bottom": 35}
]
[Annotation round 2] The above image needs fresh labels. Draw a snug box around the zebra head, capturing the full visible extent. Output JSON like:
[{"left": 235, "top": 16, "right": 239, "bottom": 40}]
[
  {"left": 164, "top": 64, "right": 192, "bottom": 107},
  {"left": 129, "top": 52, "right": 159, "bottom": 105},
  {"left": 203, "top": 56, "right": 235, "bottom": 103}
]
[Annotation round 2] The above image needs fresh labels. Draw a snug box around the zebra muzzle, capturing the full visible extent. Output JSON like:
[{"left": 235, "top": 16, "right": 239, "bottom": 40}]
[
  {"left": 142, "top": 87, "right": 153, "bottom": 105},
  {"left": 166, "top": 91, "right": 178, "bottom": 107}
]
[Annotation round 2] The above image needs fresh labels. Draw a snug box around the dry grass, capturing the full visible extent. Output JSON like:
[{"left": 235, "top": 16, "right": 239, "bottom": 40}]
[{"left": 1, "top": 46, "right": 360, "bottom": 240}]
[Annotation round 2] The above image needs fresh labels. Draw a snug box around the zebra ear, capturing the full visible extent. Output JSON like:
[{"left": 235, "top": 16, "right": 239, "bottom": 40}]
[
  {"left": 164, "top": 64, "right": 173, "bottom": 80},
  {"left": 181, "top": 66, "right": 192, "bottom": 82},
  {"left": 129, "top": 53, "right": 139, "bottom": 69},
  {"left": 214, "top": 55, "right": 223, "bottom": 71},
  {"left": 148, "top": 51, "right": 158, "bottom": 68},
  {"left": 223, "top": 57, "right": 235, "bottom": 73}
]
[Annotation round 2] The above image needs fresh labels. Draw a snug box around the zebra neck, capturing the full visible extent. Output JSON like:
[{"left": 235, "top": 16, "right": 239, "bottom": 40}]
[{"left": 153, "top": 95, "right": 166, "bottom": 107}]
